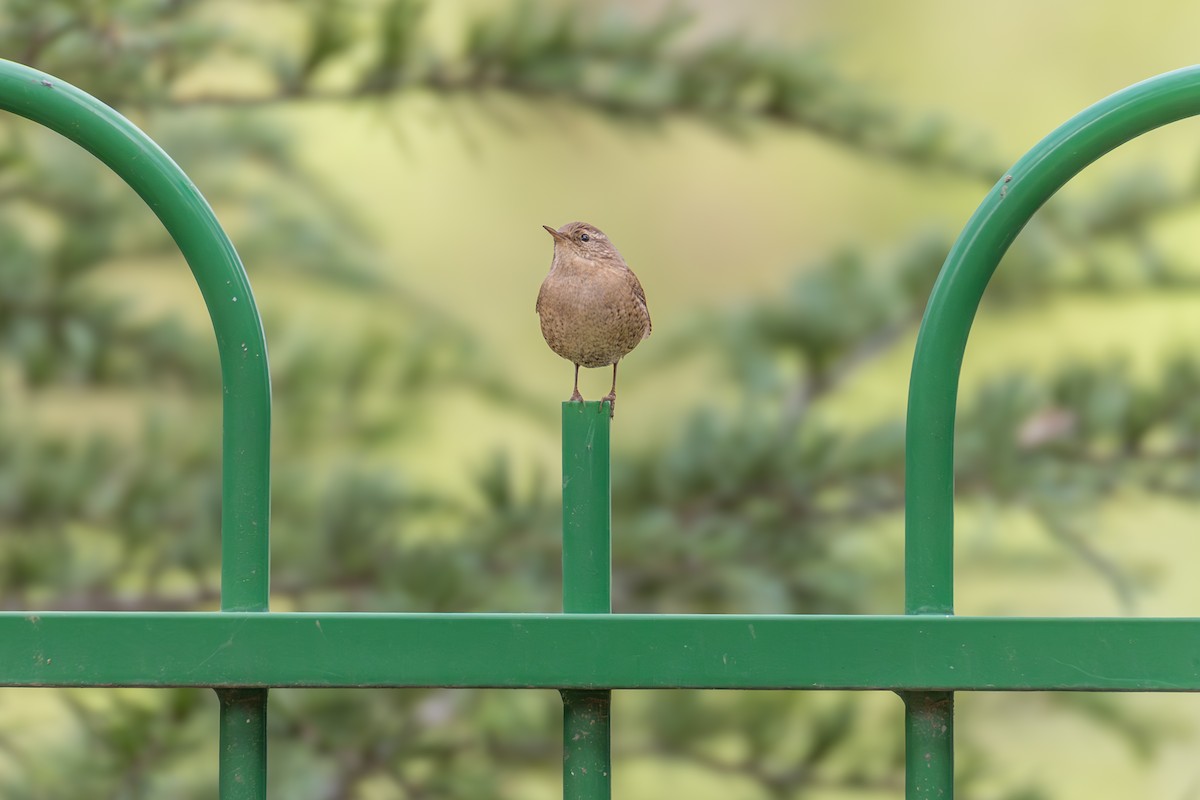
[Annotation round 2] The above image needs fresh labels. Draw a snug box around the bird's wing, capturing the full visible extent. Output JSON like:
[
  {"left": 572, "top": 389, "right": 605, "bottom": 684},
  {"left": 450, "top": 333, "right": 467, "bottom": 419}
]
[{"left": 627, "top": 271, "right": 651, "bottom": 338}]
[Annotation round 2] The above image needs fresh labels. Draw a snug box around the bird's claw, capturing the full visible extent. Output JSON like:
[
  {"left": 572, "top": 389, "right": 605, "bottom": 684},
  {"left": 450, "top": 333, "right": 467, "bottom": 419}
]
[
  {"left": 568, "top": 389, "right": 584, "bottom": 403},
  {"left": 600, "top": 392, "right": 616, "bottom": 418}
]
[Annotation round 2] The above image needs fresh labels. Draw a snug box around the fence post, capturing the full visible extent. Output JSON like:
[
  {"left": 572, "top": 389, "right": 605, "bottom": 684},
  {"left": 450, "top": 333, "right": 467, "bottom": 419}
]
[{"left": 561, "top": 401, "right": 613, "bottom": 799}]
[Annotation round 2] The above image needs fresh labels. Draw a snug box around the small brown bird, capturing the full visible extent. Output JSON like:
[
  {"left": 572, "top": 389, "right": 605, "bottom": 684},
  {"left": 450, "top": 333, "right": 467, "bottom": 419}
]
[{"left": 536, "top": 221, "right": 651, "bottom": 416}]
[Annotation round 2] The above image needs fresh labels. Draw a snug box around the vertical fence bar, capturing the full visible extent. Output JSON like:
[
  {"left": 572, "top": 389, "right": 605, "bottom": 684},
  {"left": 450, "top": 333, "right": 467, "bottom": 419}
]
[
  {"left": 903, "top": 422, "right": 953, "bottom": 800},
  {"left": 903, "top": 691, "right": 953, "bottom": 799},
  {"left": 561, "top": 401, "right": 612, "bottom": 800},
  {"left": 218, "top": 689, "right": 269, "bottom": 797}
]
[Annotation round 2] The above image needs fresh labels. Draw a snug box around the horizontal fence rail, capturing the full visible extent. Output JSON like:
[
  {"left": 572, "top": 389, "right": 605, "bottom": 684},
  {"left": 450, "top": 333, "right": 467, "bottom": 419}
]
[{"left": 2, "top": 612, "right": 1200, "bottom": 691}]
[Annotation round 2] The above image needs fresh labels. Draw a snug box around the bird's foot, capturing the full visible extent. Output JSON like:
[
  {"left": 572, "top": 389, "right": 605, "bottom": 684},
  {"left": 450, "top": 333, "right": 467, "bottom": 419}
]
[
  {"left": 599, "top": 392, "right": 616, "bottom": 418},
  {"left": 568, "top": 389, "right": 584, "bottom": 403}
]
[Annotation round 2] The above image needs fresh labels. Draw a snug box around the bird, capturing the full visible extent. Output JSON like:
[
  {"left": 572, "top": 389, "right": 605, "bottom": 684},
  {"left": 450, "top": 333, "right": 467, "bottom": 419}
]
[{"left": 536, "top": 221, "right": 651, "bottom": 417}]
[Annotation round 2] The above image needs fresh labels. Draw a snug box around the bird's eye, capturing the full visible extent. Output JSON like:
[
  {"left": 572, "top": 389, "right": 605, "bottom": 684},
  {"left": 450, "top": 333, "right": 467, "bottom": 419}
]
[{"left": 581, "top": 233, "right": 590, "bottom": 242}]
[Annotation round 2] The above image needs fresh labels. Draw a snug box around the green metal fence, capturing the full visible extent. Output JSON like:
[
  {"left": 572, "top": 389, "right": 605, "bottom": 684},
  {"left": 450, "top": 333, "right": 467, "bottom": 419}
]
[{"left": 4, "top": 55, "right": 1200, "bottom": 799}]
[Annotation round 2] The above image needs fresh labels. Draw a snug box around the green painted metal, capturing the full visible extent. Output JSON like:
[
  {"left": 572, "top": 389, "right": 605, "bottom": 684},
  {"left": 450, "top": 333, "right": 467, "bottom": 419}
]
[
  {"left": 905, "top": 64, "right": 1200, "bottom": 798},
  {"left": 561, "top": 403, "right": 613, "bottom": 799},
  {"left": 0, "top": 60, "right": 272, "bottom": 609},
  {"left": 907, "top": 63, "right": 1200, "bottom": 610},
  {"left": 906, "top": 69, "right": 1200, "bottom": 612},
  {"left": 2, "top": 612, "right": 1200, "bottom": 690},
  {"left": 562, "top": 402, "right": 613, "bottom": 615},
  {"left": 903, "top": 688, "right": 952, "bottom": 799},
  {"left": 563, "top": 691, "right": 612, "bottom": 797},
  {"left": 904, "top": 692, "right": 953, "bottom": 798},
  {"left": 0, "top": 58, "right": 271, "bottom": 798},
  {"left": 6, "top": 51, "right": 1200, "bottom": 800},
  {"left": 218, "top": 689, "right": 268, "bottom": 798}
]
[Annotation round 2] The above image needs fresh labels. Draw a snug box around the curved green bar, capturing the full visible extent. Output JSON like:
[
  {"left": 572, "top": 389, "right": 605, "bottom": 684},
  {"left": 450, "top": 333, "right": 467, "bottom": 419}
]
[
  {"left": 905, "top": 65, "right": 1200, "bottom": 614},
  {"left": 0, "top": 59, "right": 271, "bottom": 610},
  {"left": 0, "top": 59, "right": 271, "bottom": 798},
  {"left": 904, "top": 65, "right": 1200, "bottom": 800}
]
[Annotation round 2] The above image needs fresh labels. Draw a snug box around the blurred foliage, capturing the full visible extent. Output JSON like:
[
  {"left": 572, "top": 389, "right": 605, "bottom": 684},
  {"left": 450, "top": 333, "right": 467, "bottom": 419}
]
[{"left": 2, "top": 1, "right": 1199, "bottom": 798}]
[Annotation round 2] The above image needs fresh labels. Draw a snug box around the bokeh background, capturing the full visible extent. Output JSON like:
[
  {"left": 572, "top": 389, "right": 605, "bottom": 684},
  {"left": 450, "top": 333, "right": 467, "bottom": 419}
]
[{"left": 6, "top": 1, "right": 1200, "bottom": 797}]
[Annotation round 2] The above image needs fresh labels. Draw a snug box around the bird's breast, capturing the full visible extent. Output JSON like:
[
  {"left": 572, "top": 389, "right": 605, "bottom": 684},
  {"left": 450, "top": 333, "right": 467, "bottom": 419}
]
[{"left": 537, "top": 265, "right": 648, "bottom": 368}]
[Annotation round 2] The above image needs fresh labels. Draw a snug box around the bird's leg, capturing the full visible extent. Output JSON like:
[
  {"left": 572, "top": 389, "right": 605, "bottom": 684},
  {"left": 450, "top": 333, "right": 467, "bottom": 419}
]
[
  {"left": 568, "top": 363, "right": 584, "bottom": 403},
  {"left": 599, "top": 362, "right": 618, "bottom": 418}
]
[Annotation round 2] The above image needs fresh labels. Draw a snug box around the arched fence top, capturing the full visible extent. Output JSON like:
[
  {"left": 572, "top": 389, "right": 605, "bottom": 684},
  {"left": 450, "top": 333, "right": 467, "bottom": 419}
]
[
  {"left": 0, "top": 58, "right": 271, "bottom": 612},
  {"left": 904, "top": 65, "right": 1200, "bottom": 615}
]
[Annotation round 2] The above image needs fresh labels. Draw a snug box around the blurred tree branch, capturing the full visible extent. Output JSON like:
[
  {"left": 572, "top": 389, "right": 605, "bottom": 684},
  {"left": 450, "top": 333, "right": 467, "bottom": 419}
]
[{"left": 0, "top": 0, "right": 1156, "bottom": 191}]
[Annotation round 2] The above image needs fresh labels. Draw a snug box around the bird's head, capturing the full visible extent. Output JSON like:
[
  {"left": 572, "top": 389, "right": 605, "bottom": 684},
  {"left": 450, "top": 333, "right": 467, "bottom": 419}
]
[{"left": 543, "top": 221, "right": 622, "bottom": 264}]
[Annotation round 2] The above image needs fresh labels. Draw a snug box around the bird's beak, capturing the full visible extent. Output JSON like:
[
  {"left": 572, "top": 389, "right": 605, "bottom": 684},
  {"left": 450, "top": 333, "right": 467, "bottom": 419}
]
[{"left": 543, "top": 225, "right": 566, "bottom": 242}]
